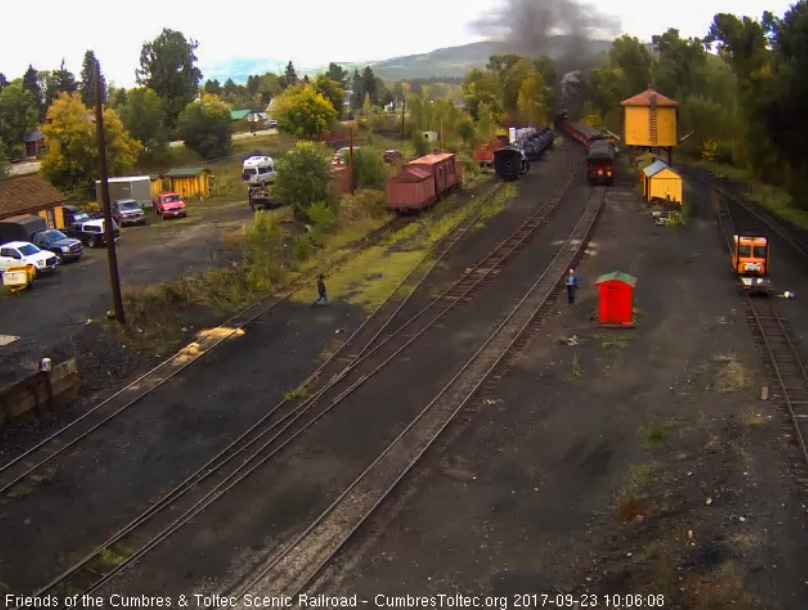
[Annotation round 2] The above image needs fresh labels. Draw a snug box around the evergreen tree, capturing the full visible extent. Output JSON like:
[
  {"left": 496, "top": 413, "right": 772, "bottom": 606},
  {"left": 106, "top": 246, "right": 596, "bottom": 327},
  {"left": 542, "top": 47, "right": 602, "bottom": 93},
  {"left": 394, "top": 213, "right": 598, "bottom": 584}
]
[
  {"left": 0, "top": 73, "right": 8, "bottom": 95},
  {"left": 361, "top": 66, "right": 378, "bottom": 106},
  {"left": 79, "top": 51, "right": 106, "bottom": 106},
  {"left": 22, "top": 65, "right": 42, "bottom": 114},
  {"left": 45, "top": 59, "right": 78, "bottom": 110},
  {"left": 285, "top": 61, "right": 298, "bottom": 87},
  {"left": 350, "top": 68, "right": 363, "bottom": 109},
  {"left": 204, "top": 79, "right": 222, "bottom": 95}
]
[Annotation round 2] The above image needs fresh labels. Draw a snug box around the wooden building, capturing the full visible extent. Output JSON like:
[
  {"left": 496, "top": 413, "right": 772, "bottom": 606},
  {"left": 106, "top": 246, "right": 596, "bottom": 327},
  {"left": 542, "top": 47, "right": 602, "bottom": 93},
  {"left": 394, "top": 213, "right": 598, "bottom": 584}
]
[
  {"left": 22, "top": 131, "right": 47, "bottom": 159},
  {"left": 0, "top": 173, "right": 67, "bottom": 229},
  {"left": 162, "top": 168, "right": 213, "bottom": 201},
  {"left": 621, "top": 88, "right": 679, "bottom": 164},
  {"left": 642, "top": 160, "right": 683, "bottom": 205}
]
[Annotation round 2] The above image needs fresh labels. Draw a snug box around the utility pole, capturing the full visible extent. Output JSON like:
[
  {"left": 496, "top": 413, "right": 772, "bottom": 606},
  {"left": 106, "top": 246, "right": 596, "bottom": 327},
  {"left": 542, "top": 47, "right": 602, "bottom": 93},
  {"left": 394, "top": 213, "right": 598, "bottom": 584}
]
[
  {"left": 440, "top": 119, "right": 444, "bottom": 151},
  {"left": 94, "top": 59, "right": 125, "bottom": 325},
  {"left": 348, "top": 125, "right": 355, "bottom": 195},
  {"left": 401, "top": 96, "right": 406, "bottom": 139}
]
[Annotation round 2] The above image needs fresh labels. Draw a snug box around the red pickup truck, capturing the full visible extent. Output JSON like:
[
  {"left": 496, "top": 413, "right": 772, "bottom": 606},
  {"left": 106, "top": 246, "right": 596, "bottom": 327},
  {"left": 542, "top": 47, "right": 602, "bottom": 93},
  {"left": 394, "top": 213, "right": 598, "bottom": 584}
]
[{"left": 153, "top": 192, "right": 187, "bottom": 220}]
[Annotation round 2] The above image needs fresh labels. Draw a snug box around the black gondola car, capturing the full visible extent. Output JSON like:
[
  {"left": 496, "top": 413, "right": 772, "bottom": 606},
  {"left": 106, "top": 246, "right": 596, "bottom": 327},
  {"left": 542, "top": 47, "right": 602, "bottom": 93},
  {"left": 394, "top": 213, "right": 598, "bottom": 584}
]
[{"left": 493, "top": 147, "right": 529, "bottom": 181}]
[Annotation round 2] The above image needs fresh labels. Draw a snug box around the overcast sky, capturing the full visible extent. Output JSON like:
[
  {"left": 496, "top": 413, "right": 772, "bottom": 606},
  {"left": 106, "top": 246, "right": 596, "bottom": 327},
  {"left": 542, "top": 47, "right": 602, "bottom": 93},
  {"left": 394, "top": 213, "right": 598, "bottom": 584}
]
[{"left": 0, "top": 0, "right": 796, "bottom": 87}]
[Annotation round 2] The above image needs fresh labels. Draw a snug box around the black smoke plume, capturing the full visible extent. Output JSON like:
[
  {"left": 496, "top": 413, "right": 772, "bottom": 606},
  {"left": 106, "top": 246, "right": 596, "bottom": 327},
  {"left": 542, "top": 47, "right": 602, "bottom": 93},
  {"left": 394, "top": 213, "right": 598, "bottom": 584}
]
[{"left": 471, "top": 0, "right": 621, "bottom": 113}]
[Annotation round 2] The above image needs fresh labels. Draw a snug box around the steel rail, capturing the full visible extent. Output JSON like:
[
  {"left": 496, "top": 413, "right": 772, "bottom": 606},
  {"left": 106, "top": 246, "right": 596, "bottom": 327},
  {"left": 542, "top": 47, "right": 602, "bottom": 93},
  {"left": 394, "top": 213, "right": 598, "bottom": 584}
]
[
  {"left": 233, "top": 187, "right": 606, "bottom": 602},
  {"left": 30, "top": 152, "right": 580, "bottom": 606},
  {"left": 21, "top": 180, "right": 507, "bottom": 604}
]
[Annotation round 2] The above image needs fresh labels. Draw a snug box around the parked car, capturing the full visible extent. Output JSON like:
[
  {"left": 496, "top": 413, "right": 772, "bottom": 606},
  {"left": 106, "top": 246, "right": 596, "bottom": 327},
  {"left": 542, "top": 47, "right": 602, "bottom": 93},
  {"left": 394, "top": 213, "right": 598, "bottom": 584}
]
[
  {"left": 112, "top": 199, "right": 147, "bottom": 226},
  {"left": 153, "top": 192, "right": 187, "bottom": 220},
  {"left": 31, "top": 229, "right": 84, "bottom": 262},
  {"left": 267, "top": 119, "right": 278, "bottom": 128},
  {"left": 383, "top": 149, "right": 403, "bottom": 163},
  {"left": 1, "top": 215, "right": 82, "bottom": 263},
  {"left": 0, "top": 241, "right": 59, "bottom": 276},
  {"left": 66, "top": 218, "right": 121, "bottom": 248}
]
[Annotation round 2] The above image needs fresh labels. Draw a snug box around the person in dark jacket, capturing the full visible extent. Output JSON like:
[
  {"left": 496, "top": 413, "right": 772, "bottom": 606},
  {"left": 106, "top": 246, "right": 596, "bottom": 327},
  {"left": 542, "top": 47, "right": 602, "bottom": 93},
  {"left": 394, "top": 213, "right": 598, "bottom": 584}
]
[
  {"left": 566, "top": 268, "right": 579, "bottom": 305},
  {"left": 312, "top": 274, "right": 328, "bottom": 306}
]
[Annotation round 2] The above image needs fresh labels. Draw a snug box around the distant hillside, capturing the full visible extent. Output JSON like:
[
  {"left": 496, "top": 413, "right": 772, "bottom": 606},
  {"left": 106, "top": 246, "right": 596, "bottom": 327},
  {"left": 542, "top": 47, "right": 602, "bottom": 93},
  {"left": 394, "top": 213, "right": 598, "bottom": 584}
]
[
  {"left": 370, "top": 37, "right": 612, "bottom": 80},
  {"left": 203, "top": 37, "right": 612, "bottom": 85}
]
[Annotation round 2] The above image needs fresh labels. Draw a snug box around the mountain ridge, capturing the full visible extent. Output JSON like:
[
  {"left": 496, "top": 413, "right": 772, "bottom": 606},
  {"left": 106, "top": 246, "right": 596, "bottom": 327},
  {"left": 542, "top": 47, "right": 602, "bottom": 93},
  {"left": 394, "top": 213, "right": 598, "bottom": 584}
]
[{"left": 201, "top": 37, "right": 612, "bottom": 84}]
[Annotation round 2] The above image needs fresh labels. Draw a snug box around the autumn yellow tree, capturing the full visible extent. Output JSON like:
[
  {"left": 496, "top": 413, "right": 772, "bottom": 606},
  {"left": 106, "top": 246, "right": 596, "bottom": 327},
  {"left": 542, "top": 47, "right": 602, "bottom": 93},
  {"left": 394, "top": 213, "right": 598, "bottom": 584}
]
[
  {"left": 273, "top": 84, "right": 338, "bottom": 139},
  {"left": 41, "top": 92, "right": 140, "bottom": 191},
  {"left": 516, "top": 67, "right": 550, "bottom": 127}
]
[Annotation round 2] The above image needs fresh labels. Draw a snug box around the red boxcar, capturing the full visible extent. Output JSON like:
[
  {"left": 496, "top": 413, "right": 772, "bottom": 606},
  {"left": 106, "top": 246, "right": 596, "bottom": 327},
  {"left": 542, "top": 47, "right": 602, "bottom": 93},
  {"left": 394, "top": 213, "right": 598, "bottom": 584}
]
[
  {"left": 386, "top": 166, "right": 437, "bottom": 212},
  {"left": 330, "top": 166, "right": 351, "bottom": 196},
  {"left": 386, "top": 153, "right": 462, "bottom": 212},
  {"left": 473, "top": 138, "right": 505, "bottom": 166}
]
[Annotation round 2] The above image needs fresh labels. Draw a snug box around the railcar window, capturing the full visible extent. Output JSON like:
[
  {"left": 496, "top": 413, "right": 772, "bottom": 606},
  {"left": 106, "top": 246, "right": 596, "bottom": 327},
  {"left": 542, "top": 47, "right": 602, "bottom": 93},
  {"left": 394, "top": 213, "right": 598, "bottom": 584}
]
[
  {"left": 738, "top": 245, "right": 752, "bottom": 257},
  {"left": 753, "top": 245, "right": 767, "bottom": 258}
]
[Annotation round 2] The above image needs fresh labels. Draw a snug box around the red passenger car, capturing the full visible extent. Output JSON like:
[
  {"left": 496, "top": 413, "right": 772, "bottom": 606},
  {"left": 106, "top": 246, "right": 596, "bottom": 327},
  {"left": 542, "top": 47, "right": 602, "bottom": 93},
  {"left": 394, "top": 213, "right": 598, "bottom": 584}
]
[{"left": 386, "top": 153, "right": 463, "bottom": 213}]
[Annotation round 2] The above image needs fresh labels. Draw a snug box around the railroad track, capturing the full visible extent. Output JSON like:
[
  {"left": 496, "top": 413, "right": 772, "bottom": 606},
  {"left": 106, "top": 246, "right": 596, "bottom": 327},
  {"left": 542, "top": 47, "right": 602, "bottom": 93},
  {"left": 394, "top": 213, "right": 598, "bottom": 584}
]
[
  {"left": 0, "top": 191, "right": 489, "bottom": 496},
  {"left": 715, "top": 198, "right": 808, "bottom": 498},
  {"left": 17, "top": 151, "right": 580, "bottom": 606},
  {"left": 230, "top": 186, "right": 606, "bottom": 604},
  {"left": 688, "top": 168, "right": 808, "bottom": 259}
]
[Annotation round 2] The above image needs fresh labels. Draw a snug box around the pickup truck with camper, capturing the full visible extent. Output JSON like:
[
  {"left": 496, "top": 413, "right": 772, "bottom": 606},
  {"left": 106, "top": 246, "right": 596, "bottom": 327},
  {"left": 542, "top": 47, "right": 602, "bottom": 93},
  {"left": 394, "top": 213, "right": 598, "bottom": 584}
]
[
  {"left": 247, "top": 186, "right": 283, "bottom": 211},
  {"left": 61, "top": 205, "right": 97, "bottom": 228},
  {"left": 153, "top": 192, "right": 187, "bottom": 219},
  {"left": 0, "top": 214, "right": 83, "bottom": 263},
  {"left": 96, "top": 176, "right": 153, "bottom": 209},
  {"left": 66, "top": 218, "right": 121, "bottom": 248},
  {"left": 112, "top": 199, "right": 147, "bottom": 226},
  {"left": 0, "top": 241, "right": 59, "bottom": 277},
  {"left": 242, "top": 156, "right": 276, "bottom": 186}
]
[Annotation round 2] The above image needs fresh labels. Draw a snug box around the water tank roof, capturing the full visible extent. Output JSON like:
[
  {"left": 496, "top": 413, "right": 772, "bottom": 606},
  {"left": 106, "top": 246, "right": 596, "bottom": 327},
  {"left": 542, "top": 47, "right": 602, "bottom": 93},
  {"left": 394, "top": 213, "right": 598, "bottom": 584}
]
[{"left": 620, "top": 88, "right": 678, "bottom": 107}]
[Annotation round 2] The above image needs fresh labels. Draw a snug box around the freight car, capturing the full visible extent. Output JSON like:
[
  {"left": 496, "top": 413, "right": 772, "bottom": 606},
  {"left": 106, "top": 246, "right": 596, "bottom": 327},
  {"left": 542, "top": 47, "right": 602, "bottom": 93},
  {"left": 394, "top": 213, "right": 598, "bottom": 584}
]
[
  {"left": 386, "top": 152, "right": 463, "bottom": 213},
  {"left": 586, "top": 140, "right": 616, "bottom": 185},
  {"left": 473, "top": 137, "right": 507, "bottom": 167},
  {"left": 493, "top": 147, "right": 529, "bottom": 181},
  {"left": 553, "top": 112, "right": 606, "bottom": 150},
  {"left": 519, "top": 127, "right": 554, "bottom": 161}
]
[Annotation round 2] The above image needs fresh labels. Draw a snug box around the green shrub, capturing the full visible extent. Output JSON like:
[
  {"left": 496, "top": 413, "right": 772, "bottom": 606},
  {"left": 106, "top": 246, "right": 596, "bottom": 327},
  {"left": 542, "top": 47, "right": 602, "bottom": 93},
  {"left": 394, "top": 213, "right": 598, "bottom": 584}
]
[{"left": 292, "top": 234, "right": 312, "bottom": 260}]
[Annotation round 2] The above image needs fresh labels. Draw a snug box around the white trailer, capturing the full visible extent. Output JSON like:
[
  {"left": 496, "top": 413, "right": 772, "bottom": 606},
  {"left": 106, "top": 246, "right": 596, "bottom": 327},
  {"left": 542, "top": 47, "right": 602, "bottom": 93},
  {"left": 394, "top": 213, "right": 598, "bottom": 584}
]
[
  {"left": 96, "top": 176, "right": 153, "bottom": 209},
  {"left": 242, "top": 156, "right": 276, "bottom": 186}
]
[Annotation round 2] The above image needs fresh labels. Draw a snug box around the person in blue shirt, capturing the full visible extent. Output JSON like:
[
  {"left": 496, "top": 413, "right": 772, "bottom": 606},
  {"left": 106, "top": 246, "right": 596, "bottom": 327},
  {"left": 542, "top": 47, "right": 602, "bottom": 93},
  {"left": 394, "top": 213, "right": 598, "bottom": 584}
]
[
  {"left": 312, "top": 274, "right": 328, "bottom": 307},
  {"left": 566, "top": 268, "right": 579, "bottom": 305}
]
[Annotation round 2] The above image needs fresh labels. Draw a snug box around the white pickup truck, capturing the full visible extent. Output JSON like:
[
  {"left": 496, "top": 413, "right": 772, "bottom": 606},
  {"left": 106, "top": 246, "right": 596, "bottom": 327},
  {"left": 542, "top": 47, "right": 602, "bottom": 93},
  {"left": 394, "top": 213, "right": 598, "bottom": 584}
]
[{"left": 0, "top": 241, "right": 59, "bottom": 276}]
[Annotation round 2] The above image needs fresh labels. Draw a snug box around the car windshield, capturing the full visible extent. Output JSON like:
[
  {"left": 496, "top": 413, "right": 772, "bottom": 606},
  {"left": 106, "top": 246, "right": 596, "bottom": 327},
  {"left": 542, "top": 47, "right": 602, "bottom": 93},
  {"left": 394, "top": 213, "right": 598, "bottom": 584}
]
[
  {"left": 19, "top": 244, "right": 40, "bottom": 256},
  {"left": 119, "top": 201, "right": 140, "bottom": 210},
  {"left": 163, "top": 195, "right": 181, "bottom": 203},
  {"left": 45, "top": 231, "right": 67, "bottom": 242},
  {"left": 74, "top": 213, "right": 90, "bottom": 222}
]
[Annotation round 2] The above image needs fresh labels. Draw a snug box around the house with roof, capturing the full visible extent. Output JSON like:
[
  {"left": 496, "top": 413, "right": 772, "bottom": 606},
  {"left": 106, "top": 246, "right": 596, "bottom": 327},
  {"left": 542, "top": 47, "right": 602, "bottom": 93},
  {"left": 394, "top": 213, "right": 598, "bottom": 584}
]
[
  {"left": 162, "top": 167, "right": 213, "bottom": 201},
  {"left": 0, "top": 173, "right": 68, "bottom": 229},
  {"left": 22, "top": 131, "right": 47, "bottom": 159}
]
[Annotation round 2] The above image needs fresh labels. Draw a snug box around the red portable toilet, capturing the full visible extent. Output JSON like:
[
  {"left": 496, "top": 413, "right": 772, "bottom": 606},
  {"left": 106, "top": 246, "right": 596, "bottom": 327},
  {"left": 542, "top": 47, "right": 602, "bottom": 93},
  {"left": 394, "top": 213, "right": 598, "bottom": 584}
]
[{"left": 594, "top": 271, "right": 637, "bottom": 325}]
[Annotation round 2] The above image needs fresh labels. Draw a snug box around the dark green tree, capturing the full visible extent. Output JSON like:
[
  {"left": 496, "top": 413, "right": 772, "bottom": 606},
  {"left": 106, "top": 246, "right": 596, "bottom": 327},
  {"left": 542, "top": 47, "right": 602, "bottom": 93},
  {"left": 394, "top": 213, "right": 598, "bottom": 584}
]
[
  {"left": 121, "top": 87, "right": 168, "bottom": 154},
  {"left": 22, "top": 65, "right": 42, "bottom": 115},
  {"left": 0, "top": 73, "right": 8, "bottom": 95},
  {"left": 326, "top": 62, "right": 349, "bottom": 88},
  {"left": 285, "top": 61, "right": 298, "bottom": 86},
  {"left": 44, "top": 59, "right": 78, "bottom": 110},
  {"left": 136, "top": 28, "right": 203, "bottom": 128},
  {"left": 361, "top": 66, "right": 378, "bottom": 106},
  {"left": 176, "top": 93, "right": 233, "bottom": 159},
  {"left": 608, "top": 35, "right": 655, "bottom": 96},
  {"left": 0, "top": 82, "right": 39, "bottom": 158},
  {"left": 314, "top": 75, "right": 345, "bottom": 114},
  {"left": 350, "top": 69, "right": 363, "bottom": 109},
  {"left": 204, "top": 79, "right": 222, "bottom": 95},
  {"left": 223, "top": 78, "right": 238, "bottom": 96},
  {"left": 272, "top": 141, "right": 335, "bottom": 220},
  {"left": 652, "top": 29, "right": 707, "bottom": 101},
  {"left": 79, "top": 50, "right": 105, "bottom": 107}
]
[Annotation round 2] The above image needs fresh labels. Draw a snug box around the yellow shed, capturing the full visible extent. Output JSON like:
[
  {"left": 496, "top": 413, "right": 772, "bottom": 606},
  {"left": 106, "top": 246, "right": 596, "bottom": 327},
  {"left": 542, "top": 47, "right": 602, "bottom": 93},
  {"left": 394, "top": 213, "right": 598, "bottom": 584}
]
[
  {"left": 163, "top": 167, "right": 213, "bottom": 201},
  {"left": 642, "top": 160, "right": 682, "bottom": 205},
  {"left": 148, "top": 174, "right": 165, "bottom": 200},
  {"left": 621, "top": 88, "right": 678, "bottom": 148}
]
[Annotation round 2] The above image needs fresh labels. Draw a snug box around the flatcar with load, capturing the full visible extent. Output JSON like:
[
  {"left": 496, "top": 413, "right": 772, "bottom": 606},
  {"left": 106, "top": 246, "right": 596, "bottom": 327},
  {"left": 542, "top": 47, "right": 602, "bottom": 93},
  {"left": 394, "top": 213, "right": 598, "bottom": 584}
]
[
  {"left": 386, "top": 152, "right": 463, "bottom": 213},
  {"left": 493, "top": 147, "right": 529, "bottom": 181}
]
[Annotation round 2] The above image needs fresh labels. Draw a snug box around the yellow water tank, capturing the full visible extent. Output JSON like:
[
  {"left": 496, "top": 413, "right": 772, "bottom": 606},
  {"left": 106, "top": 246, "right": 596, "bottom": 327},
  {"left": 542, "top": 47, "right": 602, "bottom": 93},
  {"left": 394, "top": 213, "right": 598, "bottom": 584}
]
[{"left": 621, "top": 88, "right": 678, "bottom": 148}]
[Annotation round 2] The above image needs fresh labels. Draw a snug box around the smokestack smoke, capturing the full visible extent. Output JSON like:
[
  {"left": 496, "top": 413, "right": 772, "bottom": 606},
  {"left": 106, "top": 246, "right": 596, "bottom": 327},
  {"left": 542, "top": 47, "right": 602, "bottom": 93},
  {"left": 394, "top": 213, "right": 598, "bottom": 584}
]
[{"left": 472, "top": 0, "right": 621, "bottom": 57}]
